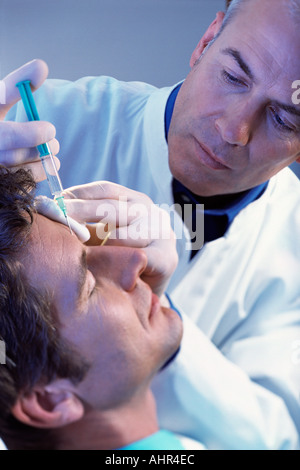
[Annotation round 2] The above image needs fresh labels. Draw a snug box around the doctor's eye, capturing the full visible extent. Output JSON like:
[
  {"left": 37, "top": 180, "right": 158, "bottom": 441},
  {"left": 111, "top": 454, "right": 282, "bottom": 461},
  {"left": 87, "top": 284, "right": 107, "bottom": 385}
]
[
  {"left": 222, "top": 70, "right": 246, "bottom": 87},
  {"left": 269, "top": 107, "right": 294, "bottom": 133}
]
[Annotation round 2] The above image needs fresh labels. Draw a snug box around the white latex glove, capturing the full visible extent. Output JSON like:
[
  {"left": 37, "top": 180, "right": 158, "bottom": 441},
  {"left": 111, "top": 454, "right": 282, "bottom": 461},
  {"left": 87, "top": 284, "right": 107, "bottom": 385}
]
[
  {"left": 0, "top": 59, "right": 60, "bottom": 181},
  {"left": 62, "top": 181, "right": 178, "bottom": 298},
  {"left": 34, "top": 196, "right": 90, "bottom": 243}
]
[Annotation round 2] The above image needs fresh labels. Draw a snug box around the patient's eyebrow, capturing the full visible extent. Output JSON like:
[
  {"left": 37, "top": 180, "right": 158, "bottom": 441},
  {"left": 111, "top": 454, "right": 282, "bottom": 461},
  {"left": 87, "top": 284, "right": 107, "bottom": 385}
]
[
  {"left": 221, "top": 47, "right": 254, "bottom": 81},
  {"left": 77, "top": 249, "right": 88, "bottom": 303}
]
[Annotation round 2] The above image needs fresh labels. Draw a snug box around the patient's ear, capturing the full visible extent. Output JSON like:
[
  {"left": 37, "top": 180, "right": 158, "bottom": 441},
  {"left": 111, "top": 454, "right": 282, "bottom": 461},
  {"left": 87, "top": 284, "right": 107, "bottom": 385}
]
[{"left": 11, "top": 382, "right": 84, "bottom": 429}]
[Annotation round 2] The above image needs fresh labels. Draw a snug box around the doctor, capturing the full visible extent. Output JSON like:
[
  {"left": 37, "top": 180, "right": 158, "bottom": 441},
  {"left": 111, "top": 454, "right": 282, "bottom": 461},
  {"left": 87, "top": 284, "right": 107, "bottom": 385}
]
[{"left": 1, "top": 0, "right": 300, "bottom": 449}]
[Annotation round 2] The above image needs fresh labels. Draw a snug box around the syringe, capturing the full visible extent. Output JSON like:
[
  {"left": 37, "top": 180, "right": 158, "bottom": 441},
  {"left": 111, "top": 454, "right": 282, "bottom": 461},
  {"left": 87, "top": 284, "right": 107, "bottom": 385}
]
[{"left": 16, "top": 80, "right": 72, "bottom": 234}]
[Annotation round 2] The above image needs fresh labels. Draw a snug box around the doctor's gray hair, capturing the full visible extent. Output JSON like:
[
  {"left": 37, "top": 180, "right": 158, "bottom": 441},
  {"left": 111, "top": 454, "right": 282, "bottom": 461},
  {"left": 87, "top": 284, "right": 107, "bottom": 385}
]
[
  {"left": 223, "top": 0, "right": 300, "bottom": 28},
  {"left": 199, "top": 0, "right": 300, "bottom": 71},
  {"left": 289, "top": 0, "right": 300, "bottom": 19},
  {"left": 203, "top": 0, "right": 251, "bottom": 51}
]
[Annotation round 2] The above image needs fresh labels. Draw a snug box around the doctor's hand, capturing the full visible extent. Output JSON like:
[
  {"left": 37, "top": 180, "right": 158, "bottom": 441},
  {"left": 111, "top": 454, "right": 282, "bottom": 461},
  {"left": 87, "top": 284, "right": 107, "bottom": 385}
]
[
  {"left": 0, "top": 59, "right": 60, "bottom": 181},
  {"left": 63, "top": 181, "right": 178, "bottom": 298}
]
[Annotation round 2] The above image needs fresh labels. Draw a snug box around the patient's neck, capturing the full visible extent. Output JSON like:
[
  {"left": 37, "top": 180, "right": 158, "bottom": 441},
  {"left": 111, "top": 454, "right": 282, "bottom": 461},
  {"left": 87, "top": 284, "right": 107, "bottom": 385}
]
[{"left": 56, "top": 389, "right": 159, "bottom": 450}]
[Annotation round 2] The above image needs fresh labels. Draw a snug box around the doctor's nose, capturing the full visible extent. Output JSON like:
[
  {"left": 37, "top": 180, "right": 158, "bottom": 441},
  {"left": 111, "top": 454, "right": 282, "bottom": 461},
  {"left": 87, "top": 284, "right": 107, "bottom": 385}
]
[{"left": 215, "top": 105, "right": 255, "bottom": 146}]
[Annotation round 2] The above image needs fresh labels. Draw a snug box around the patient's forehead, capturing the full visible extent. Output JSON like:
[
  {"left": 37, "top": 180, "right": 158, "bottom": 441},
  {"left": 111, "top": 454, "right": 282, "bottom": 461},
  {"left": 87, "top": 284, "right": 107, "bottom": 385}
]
[
  {"left": 21, "top": 213, "right": 82, "bottom": 289},
  {"left": 27, "top": 213, "right": 75, "bottom": 254}
]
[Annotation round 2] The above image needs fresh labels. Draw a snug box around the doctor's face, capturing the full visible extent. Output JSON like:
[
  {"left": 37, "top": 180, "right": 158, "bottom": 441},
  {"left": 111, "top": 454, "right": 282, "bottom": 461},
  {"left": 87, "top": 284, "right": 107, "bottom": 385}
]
[
  {"left": 168, "top": 0, "right": 300, "bottom": 196},
  {"left": 21, "top": 214, "right": 182, "bottom": 409}
]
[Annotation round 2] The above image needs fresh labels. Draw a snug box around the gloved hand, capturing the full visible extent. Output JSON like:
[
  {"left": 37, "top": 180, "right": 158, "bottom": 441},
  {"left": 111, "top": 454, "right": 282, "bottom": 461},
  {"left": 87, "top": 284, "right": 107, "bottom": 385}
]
[
  {"left": 0, "top": 59, "right": 60, "bottom": 181},
  {"left": 34, "top": 195, "right": 91, "bottom": 243},
  {"left": 62, "top": 181, "right": 178, "bottom": 298}
]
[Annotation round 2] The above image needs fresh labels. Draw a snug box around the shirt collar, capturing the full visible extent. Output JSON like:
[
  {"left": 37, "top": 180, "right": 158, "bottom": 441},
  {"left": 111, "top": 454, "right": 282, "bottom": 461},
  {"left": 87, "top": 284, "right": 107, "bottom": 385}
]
[{"left": 164, "top": 83, "right": 182, "bottom": 140}]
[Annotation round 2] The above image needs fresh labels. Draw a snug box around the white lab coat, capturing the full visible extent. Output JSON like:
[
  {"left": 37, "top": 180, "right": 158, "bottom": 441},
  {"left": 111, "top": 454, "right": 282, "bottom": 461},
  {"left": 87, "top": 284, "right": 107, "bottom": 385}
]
[{"left": 7, "top": 76, "right": 300, "bottom": 449}]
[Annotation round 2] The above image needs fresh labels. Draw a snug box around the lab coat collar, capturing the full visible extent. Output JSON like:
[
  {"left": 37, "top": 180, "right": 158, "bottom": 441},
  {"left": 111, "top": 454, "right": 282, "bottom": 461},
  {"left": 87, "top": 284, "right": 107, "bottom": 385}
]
[{"left": 143, "top": 81, "right": 184, "bottom": 206}]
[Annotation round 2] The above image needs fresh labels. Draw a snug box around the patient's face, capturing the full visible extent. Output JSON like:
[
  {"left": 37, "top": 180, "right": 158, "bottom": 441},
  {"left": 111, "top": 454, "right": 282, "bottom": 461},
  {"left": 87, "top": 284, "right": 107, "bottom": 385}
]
[{"left": 21, "top": 214, "right": 183, "bottom": 409}]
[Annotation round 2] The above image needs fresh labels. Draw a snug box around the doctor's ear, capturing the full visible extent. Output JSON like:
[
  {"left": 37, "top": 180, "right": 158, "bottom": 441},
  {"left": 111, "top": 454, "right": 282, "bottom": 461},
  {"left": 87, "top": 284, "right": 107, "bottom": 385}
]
[
  {"left": 190, "top": 11, "right": 225, "bottom": 67},
  {"left": 11, "top": 382, "right": 84, "bottom": 429}
]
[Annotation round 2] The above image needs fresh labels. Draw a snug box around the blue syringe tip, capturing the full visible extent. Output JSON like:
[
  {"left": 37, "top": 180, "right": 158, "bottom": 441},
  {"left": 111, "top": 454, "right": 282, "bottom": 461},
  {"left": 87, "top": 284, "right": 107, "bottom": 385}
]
[{"left": 55, "top": 196, "right": 73, "bottom": 234}]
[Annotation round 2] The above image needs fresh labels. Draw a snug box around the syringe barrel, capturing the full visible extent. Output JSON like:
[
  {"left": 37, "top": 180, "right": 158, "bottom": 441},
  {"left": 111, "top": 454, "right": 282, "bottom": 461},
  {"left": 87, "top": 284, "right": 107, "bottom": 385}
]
[
  {"left": 40, "top": 153, "right": 64, "bottom": 196},
  {"left": 16, "top": 80, "right": 67, "bottom": 201}
]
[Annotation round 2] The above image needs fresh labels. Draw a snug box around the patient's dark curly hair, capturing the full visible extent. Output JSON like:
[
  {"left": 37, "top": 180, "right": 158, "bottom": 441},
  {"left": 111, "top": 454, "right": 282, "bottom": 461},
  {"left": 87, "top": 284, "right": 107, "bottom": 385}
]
[{"left": 0, "top": 167, "right": 88, "bottom": 450}]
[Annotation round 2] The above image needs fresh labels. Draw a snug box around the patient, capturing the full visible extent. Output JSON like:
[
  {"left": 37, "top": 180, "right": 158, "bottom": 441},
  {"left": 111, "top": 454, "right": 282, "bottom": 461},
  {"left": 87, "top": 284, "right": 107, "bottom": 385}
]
[{"left": 0, "top": 167, "right": 203, "bottom": 450}]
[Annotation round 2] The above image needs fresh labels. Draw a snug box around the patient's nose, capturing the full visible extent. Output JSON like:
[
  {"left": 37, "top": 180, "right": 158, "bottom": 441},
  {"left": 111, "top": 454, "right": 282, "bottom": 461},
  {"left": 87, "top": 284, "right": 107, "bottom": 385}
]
[
  {"left": 117, "top": 247, "right": 148, "bottom": 292},
  {"left": 88, "top": 246, "right": 148, "bottom": 292}
]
